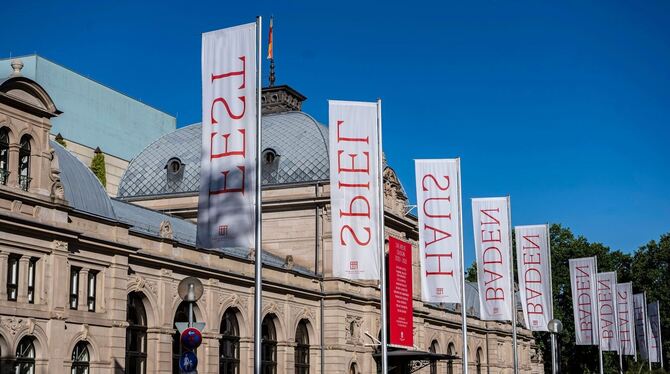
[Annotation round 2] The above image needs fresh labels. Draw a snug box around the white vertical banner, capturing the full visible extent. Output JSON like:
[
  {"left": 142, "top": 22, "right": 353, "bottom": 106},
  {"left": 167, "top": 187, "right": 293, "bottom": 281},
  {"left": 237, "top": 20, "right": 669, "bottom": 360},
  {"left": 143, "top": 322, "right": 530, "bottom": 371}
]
[
  {"left": 596, "top": 272, "right": 619, "bottom": 351},
  {"left": 415, "top": 159, "right": 463, "bottom": 303},
  {"left": 648, "top": 301, "right": 662, "bottom": 363},
  {"left": 515, "top": 224, "right": 553, "bottom": 331},
  {"left": 471, "top": 197, "right": 512, "bottom": 321},
  {"left": 616, "top": 282, "right": 636, "bottom": 355},
  {"left": 634, "top": 293, "right": 649, "bottom": 360},
  {"left": 329, "top": 101, "right": 381, "bottom": 280},
  {"left": 569, "top": 257, "right": 599, "bottom": 345},
  {"left": 198, "top": 23, "right": 258, "bottom": 250}
]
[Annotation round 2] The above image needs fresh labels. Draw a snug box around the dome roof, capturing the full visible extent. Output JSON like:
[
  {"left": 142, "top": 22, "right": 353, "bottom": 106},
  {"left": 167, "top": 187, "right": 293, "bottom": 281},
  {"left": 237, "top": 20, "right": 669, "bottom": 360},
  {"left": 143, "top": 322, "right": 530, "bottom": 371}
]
[
  {"left": 117, "top": 111, "right": 329, "bottom": 198},
  {"left": 52, "top": 140, "right": 116, "bottom": 219}
]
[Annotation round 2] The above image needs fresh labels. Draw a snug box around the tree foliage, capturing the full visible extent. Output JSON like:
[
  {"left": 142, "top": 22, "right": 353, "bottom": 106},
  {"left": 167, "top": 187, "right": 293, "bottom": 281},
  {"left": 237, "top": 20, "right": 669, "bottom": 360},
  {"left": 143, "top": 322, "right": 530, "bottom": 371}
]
[{"left": 90, "top": 147, "right": 106, "bottom": 187}]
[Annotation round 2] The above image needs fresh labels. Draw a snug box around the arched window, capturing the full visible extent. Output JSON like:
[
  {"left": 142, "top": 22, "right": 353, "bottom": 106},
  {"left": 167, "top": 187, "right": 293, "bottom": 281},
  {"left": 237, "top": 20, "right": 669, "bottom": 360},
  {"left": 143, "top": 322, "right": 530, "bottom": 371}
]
[
  {"left": 0, "top": 128, "right": 9, "bottom": 185},
  {"left": 126, "top": 292, "right": 147, "bottom": 374},
  {"left": 429, "top": 340, "right": 439, "bottom": 374},
  {"left": 18, "top": 135, "right": 31, "bottom": 191},
  {"left": 475, "top": 347, "right": 483, "bottom": 374},
  {"left": 349, "top": 362, "right": 358, "bottom": 374},
  {"left": 447, "top": 343, "right": 456, "bottom": 374},
  {"left": 220, "top": 308, "right": 240, "bottom": 374},
  {"left": 295, "top": 320, "right": 309, "bottom": 374},
  {"left": 71, "top": 341, "right": 90, "bottom": 374},
  {"left": 15, "top": 336, "right": 35, "bottom": 374},
  {"left": 173, "top": 301, "right": 194, "bottom": 374},
  {"left": 261, "top": 315, "right": 277, "bottom": 374}
]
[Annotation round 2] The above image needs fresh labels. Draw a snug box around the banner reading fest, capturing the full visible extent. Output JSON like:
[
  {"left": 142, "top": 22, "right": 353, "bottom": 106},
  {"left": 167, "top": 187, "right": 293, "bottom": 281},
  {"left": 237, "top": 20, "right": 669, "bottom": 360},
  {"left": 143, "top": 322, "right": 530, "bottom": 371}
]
[
  {"left": 415, "top": 159, "right": 463, "bottom": 303},
  {"left": 616, "top": 282, "right": 636, "bottom": 356},
  {"left": 198, "top": 23, "right": 257, "bottom": 249},
  {"left": 633, "top": 293, "right": 649, "bottom": 360},
  {"left": 569, "top": 257, "right": 599, "bottom": 345},
  {"left": 515, "top": 224, "right": 552, "bottom": 331},
  {"left": 389, "top": 237, "right": 413, "bottom": 348},
  {"left": 471, "top": 197, "right": 512, "bottom": 321},
  {"left": 329, "top": 101, "right": 381, "bottom": 280},
  {"left": 596, "top": 272, "right": 619, "bottom": 352}
]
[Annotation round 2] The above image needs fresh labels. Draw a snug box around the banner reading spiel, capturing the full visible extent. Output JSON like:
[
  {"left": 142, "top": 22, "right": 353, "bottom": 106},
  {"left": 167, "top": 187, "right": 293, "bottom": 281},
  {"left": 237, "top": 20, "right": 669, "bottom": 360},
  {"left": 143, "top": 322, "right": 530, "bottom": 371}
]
[
  {"left": 329, "top": 101, "right": 381, "bottom": 280},
  {"left": 198, "top": 23, "right": 257, "bottom": 250}
]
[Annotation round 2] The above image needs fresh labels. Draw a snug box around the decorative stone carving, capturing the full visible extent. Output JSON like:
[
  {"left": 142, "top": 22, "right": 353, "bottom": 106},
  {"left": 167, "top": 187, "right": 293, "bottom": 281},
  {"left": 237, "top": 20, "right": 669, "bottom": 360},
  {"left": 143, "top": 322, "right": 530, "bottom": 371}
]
[
  {"left": 48, "top": 147, "right": 65, "bottom": 201},
  {"left": 113, "top": 320, "right": 130, "bottom": 328},
  {"left": 219, "top": 293, "right": 248, "bottom": 316},
  {"left": 159, "top": 220, "right": 173, "bottom": 240},
  {"left": 383, "top": 167, "right": 409, "bottom": 216},
  {"left": 11, "top": 200, "right": 22, "bottom": 213},
  {"left": 345, "top": 315, "right": 363, "bottom": 344},
  {"left": 284, "top": 255, "right": 294, "bottom": 270},
  {"left": 52, "top": 240, "right": 68, "bottom": 252},
  {"left": 1, "top": 317, "right": 28, "bottom": 336},
  {"left": 128, "top": 275, "right": 158, "bottom": 297}
]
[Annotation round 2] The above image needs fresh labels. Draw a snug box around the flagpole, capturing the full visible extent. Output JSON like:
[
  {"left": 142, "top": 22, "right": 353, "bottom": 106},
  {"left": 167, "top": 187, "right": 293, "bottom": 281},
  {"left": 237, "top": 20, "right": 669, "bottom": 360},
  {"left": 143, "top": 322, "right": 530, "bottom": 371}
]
[
  {"left": 253, "top": 15, "right": 263, "bottom": 374},
  {"left": 658, "top": 301, "right": 664, "bottom": 369},
  {"left": 546, "top": 224, "right": 558, "bottom": 374},
  {"left": 458, "top": 158, "right": 468, "bottom": 374},
  {"left": 595, "top": 257, "right": 604, "bottom": 374},
  {"left": 507, "top": 197, "right": 518, "bottom": 374},
  {"left": 377, "top": 99, "right": 388, "bottom": 374}
]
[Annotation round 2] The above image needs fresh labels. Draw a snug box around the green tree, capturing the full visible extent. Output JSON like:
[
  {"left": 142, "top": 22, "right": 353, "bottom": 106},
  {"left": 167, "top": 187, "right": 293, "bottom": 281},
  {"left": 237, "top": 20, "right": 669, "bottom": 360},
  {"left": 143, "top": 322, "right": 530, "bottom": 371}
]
[
  {"left": 90, "top": 147, "right": 106, "bottom": 187},
  {"left": 55, "top": 133, "right": 66, "bottom": 148}
]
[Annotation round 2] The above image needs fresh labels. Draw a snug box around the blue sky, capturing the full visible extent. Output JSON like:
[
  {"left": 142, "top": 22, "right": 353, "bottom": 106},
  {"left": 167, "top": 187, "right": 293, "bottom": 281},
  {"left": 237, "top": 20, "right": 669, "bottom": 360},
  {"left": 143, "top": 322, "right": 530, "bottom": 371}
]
[{"left": 3, "top": 1, "right": 669, "bottom": 266}]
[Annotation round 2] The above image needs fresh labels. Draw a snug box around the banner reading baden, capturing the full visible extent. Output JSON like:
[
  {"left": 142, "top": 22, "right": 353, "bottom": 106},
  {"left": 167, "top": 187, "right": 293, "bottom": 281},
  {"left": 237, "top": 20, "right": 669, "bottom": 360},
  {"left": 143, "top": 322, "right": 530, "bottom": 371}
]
[
  {"left": 597, "top": 272, "right": 619, "bottom": 352},
  {"left": 472, "top": 197, "right": 512, "bottom": 321},
  {"left": 329, "top": 101, "right": 381, "bottom": 279},
  {"left": 569, "top": 257, "right": 598, "bottom": 345},
  {"left": 415, "top": 159, "right": 463, "bottom": 303},
  {"left": 515, "top": 225, "right": 552, "bottom": 331},
  {"left": 198, "top": 23, "right": 258, "bottom": 250}
]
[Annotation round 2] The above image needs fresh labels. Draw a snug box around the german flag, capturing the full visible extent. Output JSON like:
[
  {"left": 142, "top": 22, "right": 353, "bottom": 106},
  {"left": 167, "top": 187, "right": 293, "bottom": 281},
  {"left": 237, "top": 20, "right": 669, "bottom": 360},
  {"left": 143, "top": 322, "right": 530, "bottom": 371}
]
[{"left": 267, "top": 17, "right": 274, "bottom": 60}]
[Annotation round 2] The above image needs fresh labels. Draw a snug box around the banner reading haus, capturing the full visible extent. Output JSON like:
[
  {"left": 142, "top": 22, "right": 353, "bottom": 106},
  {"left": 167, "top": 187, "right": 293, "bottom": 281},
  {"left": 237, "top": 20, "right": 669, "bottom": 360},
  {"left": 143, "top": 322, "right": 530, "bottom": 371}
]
[
  {"left": 329, "top": 101, "right": 381, "bottom": 280},
  {"left": 415, "top": 159, "right": 463, "bottom": 303},
  {"left": 515, "top": 224, "right": 552, "bottom": 331},
  {"left": 472, "top": 197, "right": 512, "bottom": 321},
  {"left": 596, "top": 272, "right": 619, "bottom": 352},
  {"left": 198, "top": 23, "right": 258, "bottom": 250},
  {"left": 569, "top": 257, "right": 599, "bottom": 345},
  {"left": 616, "top": 282, "right": 636, "bottom": 356}
]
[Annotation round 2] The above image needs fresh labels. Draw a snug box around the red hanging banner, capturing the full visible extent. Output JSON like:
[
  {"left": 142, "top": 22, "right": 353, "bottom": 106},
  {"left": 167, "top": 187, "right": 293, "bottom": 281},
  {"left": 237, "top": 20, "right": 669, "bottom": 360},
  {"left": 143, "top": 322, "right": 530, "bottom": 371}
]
[{"left": 389, "top": 237, "right": 414, "bottom": 348}]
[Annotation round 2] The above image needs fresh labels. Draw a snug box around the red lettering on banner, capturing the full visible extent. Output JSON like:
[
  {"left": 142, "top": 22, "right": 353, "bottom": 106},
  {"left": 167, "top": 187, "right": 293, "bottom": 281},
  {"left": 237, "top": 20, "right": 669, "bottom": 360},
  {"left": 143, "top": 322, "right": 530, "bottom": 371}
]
[
  {"left": 520, "top": 234, "right": 546, "bottom": 321},
  {"left": 574, "top": 264, "right": 593, "bottom": 339},
  {"left": 617, "top": 289, "right": 632, "bottom": 349},
  {"left": 424, "top": 224, "right": 452, "bottom": 247},
  {"left": 340, "top": 196, "right": 371, "bottom": 218},
  {"left": 340, "top": 225, "right": 371, "bottom": 246},
  {"left": 421, "top": 172, "right": 456, "bottom": 281},
  {"left": 337, "top": 120, "right": 369, "bottom": 143},
  {"left": 425, "top": 253, "right": 454, "bottom": 276},
  {"left": 423, "top": 197, "right": 452, "bottom": 218},
  {"left": 337, "top": 150, "right": 370, "bottom": 174},
  {"left": 598, "top": 278, "right": 615, "bottom": 343},
  {"left": 422, "top": 174, "right": 450, "bottom": 191},
  {"left": 477, "top": 206, "right": 507, "bottom": 305},
  {"left": 209, "top": 55, "right": 249, "bottom": 197}
]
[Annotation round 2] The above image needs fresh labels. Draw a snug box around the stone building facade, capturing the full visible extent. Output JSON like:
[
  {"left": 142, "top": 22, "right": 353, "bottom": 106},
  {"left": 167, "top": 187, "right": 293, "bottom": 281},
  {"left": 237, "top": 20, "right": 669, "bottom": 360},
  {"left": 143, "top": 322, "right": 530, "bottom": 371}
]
[{"left": 0, "top": 62, "right": 544, "bottom": 373}]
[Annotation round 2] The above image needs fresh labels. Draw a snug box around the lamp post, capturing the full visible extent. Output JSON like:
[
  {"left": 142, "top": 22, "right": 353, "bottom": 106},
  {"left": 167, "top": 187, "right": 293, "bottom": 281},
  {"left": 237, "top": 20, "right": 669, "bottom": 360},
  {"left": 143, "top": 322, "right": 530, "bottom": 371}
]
[{"left": 547, "top": 319, "right": 563, "bottom": 374}]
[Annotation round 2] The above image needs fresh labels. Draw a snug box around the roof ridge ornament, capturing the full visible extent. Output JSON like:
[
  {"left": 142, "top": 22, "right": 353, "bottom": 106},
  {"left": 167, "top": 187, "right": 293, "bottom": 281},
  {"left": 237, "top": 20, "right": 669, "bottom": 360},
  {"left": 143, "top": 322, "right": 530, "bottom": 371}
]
[{"left": 10, "top": 59, "right": 24, "bottom": 76}]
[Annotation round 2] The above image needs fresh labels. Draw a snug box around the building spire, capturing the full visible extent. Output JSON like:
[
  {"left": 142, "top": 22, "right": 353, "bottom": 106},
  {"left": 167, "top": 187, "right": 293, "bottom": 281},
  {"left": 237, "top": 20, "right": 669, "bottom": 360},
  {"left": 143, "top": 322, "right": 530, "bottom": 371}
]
[{"left": 267, "top": 16, "right": 275, "bottom": 87}]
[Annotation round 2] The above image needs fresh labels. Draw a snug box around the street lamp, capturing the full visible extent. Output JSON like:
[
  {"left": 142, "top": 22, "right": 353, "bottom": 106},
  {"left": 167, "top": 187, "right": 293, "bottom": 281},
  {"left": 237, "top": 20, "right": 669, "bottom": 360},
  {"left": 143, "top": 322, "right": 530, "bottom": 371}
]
[{"left": 547, "top": 319, "right": 563, "bottom": 374}]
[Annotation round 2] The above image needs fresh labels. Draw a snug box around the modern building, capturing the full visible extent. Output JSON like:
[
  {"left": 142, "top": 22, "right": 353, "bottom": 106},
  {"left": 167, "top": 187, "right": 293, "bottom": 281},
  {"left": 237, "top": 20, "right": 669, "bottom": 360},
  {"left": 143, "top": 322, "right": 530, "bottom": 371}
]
[
  {"left": 0, "top": 58, "right": 544, "bottom": 373},
  {"left": 0, "top": 55, "right": 177, "bottom": 196}
]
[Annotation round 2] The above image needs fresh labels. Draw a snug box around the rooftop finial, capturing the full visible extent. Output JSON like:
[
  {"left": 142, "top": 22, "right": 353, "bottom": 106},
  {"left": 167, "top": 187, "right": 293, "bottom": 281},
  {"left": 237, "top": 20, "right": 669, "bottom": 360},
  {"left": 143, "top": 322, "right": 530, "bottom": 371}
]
[{"left": 10, "top": 59, "right": 24, "bottom": 76}]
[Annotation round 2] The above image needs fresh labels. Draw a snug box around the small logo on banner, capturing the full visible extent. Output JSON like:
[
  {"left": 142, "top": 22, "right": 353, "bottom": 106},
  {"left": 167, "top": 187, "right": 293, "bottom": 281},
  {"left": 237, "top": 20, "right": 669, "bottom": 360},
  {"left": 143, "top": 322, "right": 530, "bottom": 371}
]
[
  {"left": 436, "top": 288, "right": 444, "bottom": 295},
  {"left": 349, "top": 261, "right": 358, "bottom": 270},
  {"left": 218, "top": 225, "right": 229, "bottom": 237}
]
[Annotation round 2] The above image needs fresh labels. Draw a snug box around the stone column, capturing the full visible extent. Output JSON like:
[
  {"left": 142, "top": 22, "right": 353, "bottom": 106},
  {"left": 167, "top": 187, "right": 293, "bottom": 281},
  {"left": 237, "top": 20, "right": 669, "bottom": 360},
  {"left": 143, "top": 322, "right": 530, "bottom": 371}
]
[
  {"left": 17, "top": 256, "right": 30, "bottom": 303},
  {"left": 6, "top": 144, "right": 19, "bottom": 188},
  {"left": 0, "top": 252, "right": 8, "bottom": 300},
  {"left": 78, "top": 268, "right": 89, "bottom": 310}
]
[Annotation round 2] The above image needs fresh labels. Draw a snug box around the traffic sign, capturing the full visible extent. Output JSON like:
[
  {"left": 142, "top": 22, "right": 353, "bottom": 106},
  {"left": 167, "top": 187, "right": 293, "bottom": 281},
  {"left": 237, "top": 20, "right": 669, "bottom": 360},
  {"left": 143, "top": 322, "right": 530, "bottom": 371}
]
[
  {"left": 181, "top": 327, "right": 203, "bottom": 350},
  {"left": 179, "top": 351, "right": 198, "bottom": 372}
]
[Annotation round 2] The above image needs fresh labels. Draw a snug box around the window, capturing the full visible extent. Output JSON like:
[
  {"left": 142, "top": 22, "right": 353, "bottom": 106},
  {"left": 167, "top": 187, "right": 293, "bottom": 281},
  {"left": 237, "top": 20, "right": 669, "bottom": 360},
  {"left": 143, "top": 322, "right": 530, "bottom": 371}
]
[
  {"left": 126, "top": 292, "right": 147, "bottom": 374},
  {"left": 15, "top": 336, "right": 35, "bottom": 374},
  {"left": 261, "top": 315, "right": 277, "bottom": 374},
  {"left": 173, "top": 301, "right": 194, "bottom": 373},
  {"left": 429, "top": 340, "right": 439, "bottom": 374},
  {"left": 71, "top": 341, "right": 90, "bottom": 374},
  {"left": 7, "top": 255, "right": 19, "bottom": 301},
  {"left": 294, "top": 320, "right": 310, "bottom": 374},
  {"left": 18, "top": 135, "right": 31, "bottom": 191},
  {"left": 0, "top": 127, "right": 9, "bottom": 185},
  {"left": 87, "top": 271, "right": 97, "bottom": 312},
  {"left": 447, "top": 343, "right": 456, "bottom": 374},
  {"left": 27, "top": 258, "right": 37, "bottom": 304},
  {"left": 349, "top": 362, "right": 358, "bottom": 374},
  {"left": 220, "top": 309, "right": 240, "bottom": 374},
  {"left": 70, "top": 267, "right": 80, "bottom": 309}
]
